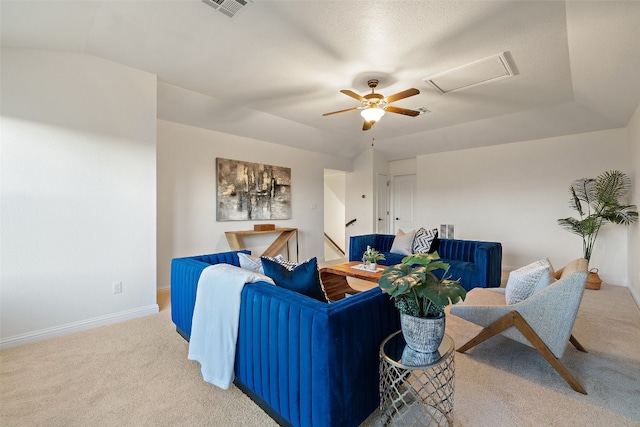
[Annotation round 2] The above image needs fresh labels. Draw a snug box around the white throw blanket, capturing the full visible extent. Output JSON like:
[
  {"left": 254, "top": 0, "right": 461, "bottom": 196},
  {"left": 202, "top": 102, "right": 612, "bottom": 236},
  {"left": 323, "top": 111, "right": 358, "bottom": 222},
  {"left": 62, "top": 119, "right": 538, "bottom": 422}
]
[{"left": 188, "top": 263, "right": 274, "bottom": 389}]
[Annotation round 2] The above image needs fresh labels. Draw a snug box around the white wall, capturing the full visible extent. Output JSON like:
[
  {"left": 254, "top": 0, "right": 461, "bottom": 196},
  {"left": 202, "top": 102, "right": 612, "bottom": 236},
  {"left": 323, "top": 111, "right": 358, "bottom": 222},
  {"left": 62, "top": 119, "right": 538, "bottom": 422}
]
[
  {"left": 0, "top": 48, "right": 158, "bottom": 348},
  {"left": 415, "top": 128, "right": 631, "bottom": 286},
  {"left": 628, "top": 103, "right": 640, "bottom": 305},
  {"left": 156, "top": 120, "right": 351, "bottom": 288},
  {"left": 389, "top": 158, "right": 417, "bottom": 176}
]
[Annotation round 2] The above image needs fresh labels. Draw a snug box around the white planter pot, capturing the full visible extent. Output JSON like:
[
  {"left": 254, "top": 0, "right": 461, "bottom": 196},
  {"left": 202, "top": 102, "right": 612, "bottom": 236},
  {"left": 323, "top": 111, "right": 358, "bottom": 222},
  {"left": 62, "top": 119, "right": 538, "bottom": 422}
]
[
  {"left": 363, "top": 260, "right": 377, "bottom": 271},
  {"left": 400, "top": 312, "right": 446, "bottom": 353}
]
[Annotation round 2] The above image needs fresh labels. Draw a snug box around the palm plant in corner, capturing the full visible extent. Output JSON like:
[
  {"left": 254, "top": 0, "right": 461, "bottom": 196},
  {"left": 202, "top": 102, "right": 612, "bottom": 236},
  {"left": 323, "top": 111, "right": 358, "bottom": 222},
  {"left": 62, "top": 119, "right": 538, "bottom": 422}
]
[
  {"left": 379, "top": 253, "right": 466, "bottom": 353},
  {"left": 557, "top": 170, "right": 638, "bottom": 289}
]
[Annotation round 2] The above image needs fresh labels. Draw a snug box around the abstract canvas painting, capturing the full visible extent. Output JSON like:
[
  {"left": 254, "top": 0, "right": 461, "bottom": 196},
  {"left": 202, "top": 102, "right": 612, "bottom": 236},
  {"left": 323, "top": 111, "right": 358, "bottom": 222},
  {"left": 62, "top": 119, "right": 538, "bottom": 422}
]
[{"left": 216, "top": 158, "right": 292, "bottom": 221}]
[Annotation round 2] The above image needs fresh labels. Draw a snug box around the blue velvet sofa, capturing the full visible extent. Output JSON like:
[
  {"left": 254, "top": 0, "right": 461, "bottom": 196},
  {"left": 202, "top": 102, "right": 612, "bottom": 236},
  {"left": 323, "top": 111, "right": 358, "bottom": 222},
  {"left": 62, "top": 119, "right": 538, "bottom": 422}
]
[
  {"left": 171, "top": 250, "right": 400, "bottom": 427},
  {"left": 349, "top": 234, "right": 503, "bottom": 291}
]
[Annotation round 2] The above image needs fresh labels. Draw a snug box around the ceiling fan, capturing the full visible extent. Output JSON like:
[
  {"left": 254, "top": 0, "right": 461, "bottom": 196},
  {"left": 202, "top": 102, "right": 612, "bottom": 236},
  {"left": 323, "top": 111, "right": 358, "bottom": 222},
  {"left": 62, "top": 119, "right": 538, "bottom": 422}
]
[{"left": 323, "top": 79, "right": 420, "bottom": 131}]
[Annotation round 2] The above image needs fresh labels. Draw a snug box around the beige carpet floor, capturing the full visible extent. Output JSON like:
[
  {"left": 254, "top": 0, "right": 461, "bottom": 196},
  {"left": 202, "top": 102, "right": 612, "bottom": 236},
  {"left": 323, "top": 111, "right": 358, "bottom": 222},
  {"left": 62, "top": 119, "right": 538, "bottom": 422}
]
[{"left": 1, "top": 285, "right": 639, "bottom": 427}]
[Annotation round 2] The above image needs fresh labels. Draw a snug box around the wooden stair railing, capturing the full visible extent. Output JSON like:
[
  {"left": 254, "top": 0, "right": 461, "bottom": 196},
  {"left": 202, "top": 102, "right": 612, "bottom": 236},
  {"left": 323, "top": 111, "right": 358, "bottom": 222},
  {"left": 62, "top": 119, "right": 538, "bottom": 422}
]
[{"left": 324, "top": 233, "right": 345, "bottom": 256}]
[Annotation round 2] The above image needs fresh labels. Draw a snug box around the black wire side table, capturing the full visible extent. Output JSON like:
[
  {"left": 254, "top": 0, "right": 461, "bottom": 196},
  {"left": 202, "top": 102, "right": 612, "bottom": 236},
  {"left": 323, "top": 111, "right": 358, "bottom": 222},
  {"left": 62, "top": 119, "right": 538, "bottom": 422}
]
[{"left": 379, "top": 330, "right": 455, "bottom": 426}]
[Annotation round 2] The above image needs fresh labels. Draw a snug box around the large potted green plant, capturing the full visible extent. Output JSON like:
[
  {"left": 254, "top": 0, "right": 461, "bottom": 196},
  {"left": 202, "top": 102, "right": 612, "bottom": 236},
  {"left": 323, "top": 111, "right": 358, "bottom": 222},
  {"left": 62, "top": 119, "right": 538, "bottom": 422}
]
[
  {"left": 379, "top": 253, "right": 466, "bottom": 353},
  {"left": 557, "top": 170, "right": 638, "bottom": 289}
]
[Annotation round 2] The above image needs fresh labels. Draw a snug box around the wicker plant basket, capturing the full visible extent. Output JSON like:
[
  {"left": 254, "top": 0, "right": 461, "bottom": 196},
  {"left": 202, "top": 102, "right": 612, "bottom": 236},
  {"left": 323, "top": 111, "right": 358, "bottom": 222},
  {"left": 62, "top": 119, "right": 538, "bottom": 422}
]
[{"left": 586, "top": 268, "right": 602, "bottom": 290}]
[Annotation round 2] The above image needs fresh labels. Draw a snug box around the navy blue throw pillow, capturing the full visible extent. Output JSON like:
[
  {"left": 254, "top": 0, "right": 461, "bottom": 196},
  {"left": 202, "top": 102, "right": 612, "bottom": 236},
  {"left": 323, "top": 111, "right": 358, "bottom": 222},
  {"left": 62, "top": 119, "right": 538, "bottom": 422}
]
[{"left": 261, "top": 257, "right": 328, "bottom": 303}]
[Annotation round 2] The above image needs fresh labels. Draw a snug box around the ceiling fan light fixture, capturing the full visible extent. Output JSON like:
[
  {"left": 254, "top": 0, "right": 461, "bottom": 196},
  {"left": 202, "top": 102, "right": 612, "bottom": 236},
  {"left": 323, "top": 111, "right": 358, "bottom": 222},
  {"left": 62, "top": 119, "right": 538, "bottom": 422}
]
[
  {"left": 324, "top": 79, "right": 419, "bottom": 130},
  {"left": 361, "top": 107, "right": 385, "bottom": 123}
]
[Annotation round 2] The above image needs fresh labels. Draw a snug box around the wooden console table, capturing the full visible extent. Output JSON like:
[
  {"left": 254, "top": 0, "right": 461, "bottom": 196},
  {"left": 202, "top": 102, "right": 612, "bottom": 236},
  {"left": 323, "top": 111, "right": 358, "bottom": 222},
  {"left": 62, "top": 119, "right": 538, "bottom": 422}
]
[{"left": 225, "top": 228, "right": 298, "bottom": 261}]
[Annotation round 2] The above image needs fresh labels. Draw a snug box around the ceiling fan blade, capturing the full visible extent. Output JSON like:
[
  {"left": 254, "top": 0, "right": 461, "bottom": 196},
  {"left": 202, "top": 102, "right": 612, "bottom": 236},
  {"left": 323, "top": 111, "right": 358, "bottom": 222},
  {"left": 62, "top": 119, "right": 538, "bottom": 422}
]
[
  {"left": 341, "top": 89, "right": 366, "bottom": 102},
  {"left": 385, "top": 105, "right": 421, "bottom": 117},
  {"left": 322, "top": 107, "right": 359, "bottom": 116},
  {"left": 362, "top": 120, "right": 373, "bottom": 131},
  {"left": 385, "top": 88, "right": 420, "bottom": 103}
]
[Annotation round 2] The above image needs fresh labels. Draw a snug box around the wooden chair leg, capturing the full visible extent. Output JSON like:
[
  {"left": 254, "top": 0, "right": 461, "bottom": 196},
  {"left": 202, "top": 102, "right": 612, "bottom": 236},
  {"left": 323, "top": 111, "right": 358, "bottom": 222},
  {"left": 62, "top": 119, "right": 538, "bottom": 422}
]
[
  {"left": 456, "top": 311, "right": 587, "bottom": 395},
  {"left": 457, "top": 312, "right": 518, "bottom": 353},
  {"left": 569, "top": 334, "right": 588, "bottom": 353}
]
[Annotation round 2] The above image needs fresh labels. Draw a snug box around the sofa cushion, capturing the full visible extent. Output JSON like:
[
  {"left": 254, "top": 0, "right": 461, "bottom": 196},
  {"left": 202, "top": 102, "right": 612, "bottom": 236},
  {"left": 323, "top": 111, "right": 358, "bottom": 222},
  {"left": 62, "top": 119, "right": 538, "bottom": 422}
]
[
  {"left": 505, "top": 258, "right": 554, "bottom": 304},
  {"left": 261, "top": 257, "right": 328, "bottom": 302},
  {"left": 381, "top": 252, "right": 405, "bottom": 266},
  {"left": 390, "top": 229, "right": 416, "bottom": 255},
  {"left": 412, "top": 227, "right": 438, "bottom": 253}
]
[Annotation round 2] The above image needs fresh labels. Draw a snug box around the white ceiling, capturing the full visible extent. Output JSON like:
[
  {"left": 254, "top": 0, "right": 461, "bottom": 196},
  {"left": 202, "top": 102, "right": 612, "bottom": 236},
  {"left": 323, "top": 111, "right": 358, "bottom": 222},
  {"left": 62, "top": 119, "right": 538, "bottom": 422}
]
[{"left": 2, "top": 1, "right": 640, "bottom": 160}]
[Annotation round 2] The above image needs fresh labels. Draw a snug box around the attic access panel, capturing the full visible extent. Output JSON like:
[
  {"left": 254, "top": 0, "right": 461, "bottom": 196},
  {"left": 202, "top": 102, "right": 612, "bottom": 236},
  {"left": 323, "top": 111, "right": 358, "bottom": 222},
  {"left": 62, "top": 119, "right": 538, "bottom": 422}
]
[{"left": 424, "top": 52, "right": 515, "bottom": 94}]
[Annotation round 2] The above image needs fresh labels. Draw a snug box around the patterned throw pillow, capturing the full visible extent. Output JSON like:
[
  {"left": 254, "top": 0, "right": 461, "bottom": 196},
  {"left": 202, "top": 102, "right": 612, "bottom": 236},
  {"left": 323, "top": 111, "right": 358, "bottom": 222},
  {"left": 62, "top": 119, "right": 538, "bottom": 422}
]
[
  {"left": 505, "top": 258, "right": 554, "bottom": 305},
  {"left": 261, "top": 257, "right": 328, "bottom": 303},
  {"left": 412, "top": 228, "right": 438, "bottom": 254},
  {"left": 390, "top": 229, "right": 416, "bottom": 255},
  {"left": 262, "top": 256, "right": 296, "bottom": 271}
]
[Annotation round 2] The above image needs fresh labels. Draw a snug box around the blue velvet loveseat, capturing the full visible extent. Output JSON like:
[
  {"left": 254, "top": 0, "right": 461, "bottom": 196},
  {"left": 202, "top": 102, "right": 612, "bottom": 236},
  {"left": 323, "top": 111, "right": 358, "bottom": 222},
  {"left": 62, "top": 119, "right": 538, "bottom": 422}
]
[
  {"left": 171, "top": 250, "right": 400, "bottom": 427},
  {"left": 349, "top": 234, "right": 503, "bottom": 291}
]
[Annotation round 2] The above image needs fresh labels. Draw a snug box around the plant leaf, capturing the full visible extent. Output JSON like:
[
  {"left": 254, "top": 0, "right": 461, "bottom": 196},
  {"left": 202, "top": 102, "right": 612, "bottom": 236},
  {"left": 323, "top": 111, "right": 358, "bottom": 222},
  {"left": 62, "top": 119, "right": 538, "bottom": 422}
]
[
  {"left": 557, "top": 217, "right": 586, "bottom": 237},
  {"left": 570, "top": 178, "right": 596, "bottom": 207},
  {"left": 416, "top": 278, "right": 467, "bottom": 307},
  {"left": 601, "top": 204, "right": 639, "bottom": 225},
  {"left": 379, "top": 264, "right": 424, "bottom": 298},
  {"left": 568, "top": 185, "right": 584, "bottom": 217},
  {"left": 595, "top": 170, "right": 631, "bottom": 206}
]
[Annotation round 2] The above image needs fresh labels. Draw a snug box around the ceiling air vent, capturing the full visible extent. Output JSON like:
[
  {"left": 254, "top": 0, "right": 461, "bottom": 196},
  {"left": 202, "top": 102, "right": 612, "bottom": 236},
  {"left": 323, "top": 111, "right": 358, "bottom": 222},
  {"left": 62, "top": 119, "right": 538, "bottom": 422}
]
[
  {"left": 424, "top": 52, "right": 515, "bottom": 94},
  {"left": 202, "top": 0, "right": 251, "bottom": 18}
]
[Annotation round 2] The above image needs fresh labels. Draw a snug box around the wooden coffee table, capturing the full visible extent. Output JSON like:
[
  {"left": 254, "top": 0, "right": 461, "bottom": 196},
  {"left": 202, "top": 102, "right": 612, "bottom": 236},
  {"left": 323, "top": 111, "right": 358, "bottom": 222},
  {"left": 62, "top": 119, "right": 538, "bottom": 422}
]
[{"left": 320, "top": 261, "right": 386, "bottom": 301}]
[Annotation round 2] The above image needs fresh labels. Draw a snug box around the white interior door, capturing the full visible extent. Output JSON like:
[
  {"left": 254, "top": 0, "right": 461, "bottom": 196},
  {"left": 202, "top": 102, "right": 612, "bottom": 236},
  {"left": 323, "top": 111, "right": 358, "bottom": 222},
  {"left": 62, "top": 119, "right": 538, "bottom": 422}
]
[
  {"left": 393, "top": 174, "right": 416, "bottom": 232},
  {"left": 377, "top": 173, "right": 390, "bottom": 234}
]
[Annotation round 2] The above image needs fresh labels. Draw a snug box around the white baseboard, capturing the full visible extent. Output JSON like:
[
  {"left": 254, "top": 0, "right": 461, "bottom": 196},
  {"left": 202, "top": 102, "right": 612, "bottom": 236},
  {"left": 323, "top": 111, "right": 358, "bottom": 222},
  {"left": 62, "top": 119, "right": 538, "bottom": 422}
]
[
  {"left": 0, "top": 304, "right": 159, "bottom": 350},
  {"left": 629, "top": 285, "right": 640, "bottom": 310}
]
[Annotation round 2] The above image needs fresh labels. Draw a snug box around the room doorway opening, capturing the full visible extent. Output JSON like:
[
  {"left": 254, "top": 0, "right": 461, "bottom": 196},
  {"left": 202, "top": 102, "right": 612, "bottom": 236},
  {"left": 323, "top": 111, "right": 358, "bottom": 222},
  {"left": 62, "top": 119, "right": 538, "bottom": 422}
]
[{"left": 324, "top": 169, "right": 346, "bottom": 261}]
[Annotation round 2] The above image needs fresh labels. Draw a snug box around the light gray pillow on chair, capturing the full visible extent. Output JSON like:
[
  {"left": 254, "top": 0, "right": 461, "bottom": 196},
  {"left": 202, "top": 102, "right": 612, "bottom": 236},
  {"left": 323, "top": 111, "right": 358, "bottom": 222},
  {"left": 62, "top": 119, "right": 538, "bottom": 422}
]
[{"left": 505, "top": 258, "right": 554, "bottom": 304}]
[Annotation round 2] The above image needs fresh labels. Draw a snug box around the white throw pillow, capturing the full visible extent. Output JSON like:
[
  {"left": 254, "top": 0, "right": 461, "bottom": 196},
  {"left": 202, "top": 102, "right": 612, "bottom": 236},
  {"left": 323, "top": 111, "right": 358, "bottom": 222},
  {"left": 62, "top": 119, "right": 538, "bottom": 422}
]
[
  {"left": 390, "top": 229, "right": 416, "bottom": 255},
  {"left": 532, "top": 258, "right": 555, "bottom": 294},
  {"left": 505, "top": 258, "right": 554, "bottom": 305},
  {"left": 238, "top": 253, "right": 282, "bottom": 274},
  {"left": 412, "top": 227, "right": 438, "bottom": 253},
  {"left": 238, "top": 253, "right": 263, "bottom": 273}
]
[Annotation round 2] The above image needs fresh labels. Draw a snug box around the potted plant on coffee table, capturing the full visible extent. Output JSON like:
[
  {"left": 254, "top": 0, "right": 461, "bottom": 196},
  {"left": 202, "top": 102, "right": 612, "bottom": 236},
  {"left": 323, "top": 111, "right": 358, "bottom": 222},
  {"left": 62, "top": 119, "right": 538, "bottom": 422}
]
[
  {"left": 362, "top": 245, "right": 385, "bottom": 271},
  {"left": 379, "top": 253, "right": 466, "bottom": 353}
]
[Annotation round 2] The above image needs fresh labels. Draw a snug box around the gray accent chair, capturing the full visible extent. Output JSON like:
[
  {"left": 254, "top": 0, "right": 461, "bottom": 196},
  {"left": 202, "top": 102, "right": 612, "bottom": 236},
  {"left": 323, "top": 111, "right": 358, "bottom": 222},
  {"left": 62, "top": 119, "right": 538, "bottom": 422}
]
[{"left": 449, "top": 258, "right": 589, "bottom": 394}]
